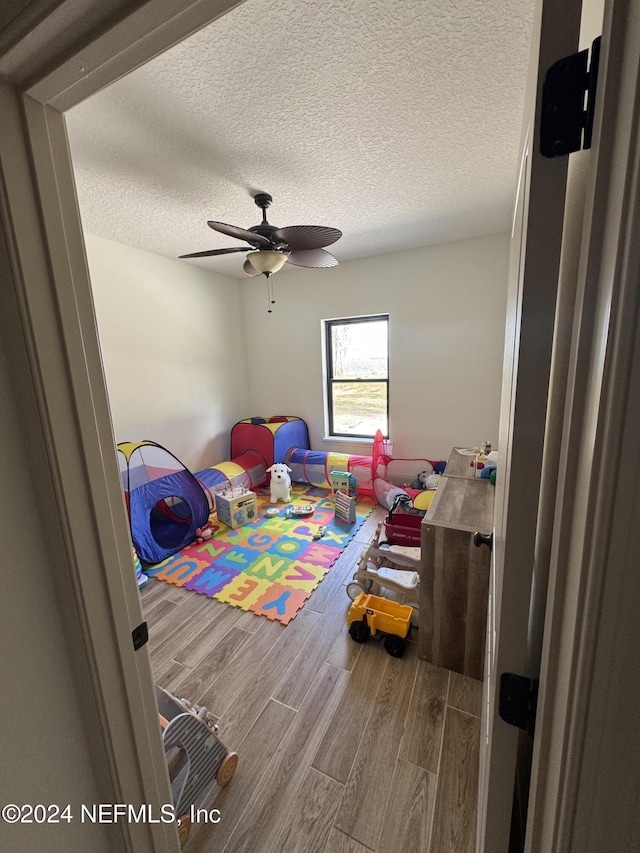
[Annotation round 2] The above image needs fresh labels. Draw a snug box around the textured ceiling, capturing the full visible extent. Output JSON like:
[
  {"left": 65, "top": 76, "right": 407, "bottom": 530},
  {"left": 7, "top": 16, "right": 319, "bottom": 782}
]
[{"left": 66, "top": 0, "right": 535, "bottom": 280}]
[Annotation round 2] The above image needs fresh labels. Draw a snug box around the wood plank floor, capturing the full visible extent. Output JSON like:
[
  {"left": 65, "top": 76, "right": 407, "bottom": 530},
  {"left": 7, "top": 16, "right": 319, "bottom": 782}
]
[{"left": 140, "top": 506, "right": 482, "bottom": 852}]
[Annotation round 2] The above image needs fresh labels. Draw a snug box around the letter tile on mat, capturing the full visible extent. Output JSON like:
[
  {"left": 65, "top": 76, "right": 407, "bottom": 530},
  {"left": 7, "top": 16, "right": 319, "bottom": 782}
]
[
  {"left": 191, "top": 539, "right": 233, "bottom": 561},
  {"left": 239, "top": 553, "right": 290, "bottom": 582},
  {"left": 215, "top": 575, "right": 272, "bottom": 610},
  {"left": 235, "top": 529, "right": 280, "bottom": 552},
  {"left": 261, "top": 515, "right": 295, "bottom": 534},
  {"left": 315, "top": 526, "right": 354, "bottom": 546},
  {"left": 183, "top": 565, "right": 240, "bottom": 597},
  {"left": 211, "top": 545, "right": 262, "bottom": 571},
  {"left": 250, "top": 583, "right": 310, "bottom": 624},
  {"left": 280, "top": 561, "right": 327, "bottom": 592},
  {"left": 297, "top": 541, "right": 343, "bottom": 568},
  {"left": 145, "top": 555, "right": 211, "bottom": 586},
  {"left": 269, "top": 535, "right": 308, "bottom": 560}
]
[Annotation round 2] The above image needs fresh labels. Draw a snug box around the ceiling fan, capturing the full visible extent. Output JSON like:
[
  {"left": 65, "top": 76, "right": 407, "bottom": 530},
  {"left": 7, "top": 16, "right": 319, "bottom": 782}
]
[{"left": 179, "top": 193, "right": 342, "bottom": 290}]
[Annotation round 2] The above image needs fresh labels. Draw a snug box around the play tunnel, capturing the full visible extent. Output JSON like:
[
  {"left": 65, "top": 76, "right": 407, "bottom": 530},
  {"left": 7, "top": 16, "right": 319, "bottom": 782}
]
[{"left": 118, "top": 441, "right": 209, "bottom": 564}]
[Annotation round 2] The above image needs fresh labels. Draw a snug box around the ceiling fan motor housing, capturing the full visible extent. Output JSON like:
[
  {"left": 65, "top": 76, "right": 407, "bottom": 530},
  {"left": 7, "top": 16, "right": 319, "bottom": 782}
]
[
  {"left": 250, "top": 193, "right": 284, "bottom": 246},
  {"left": 248, "top": 223, "right": 282, "bottom": 245}
]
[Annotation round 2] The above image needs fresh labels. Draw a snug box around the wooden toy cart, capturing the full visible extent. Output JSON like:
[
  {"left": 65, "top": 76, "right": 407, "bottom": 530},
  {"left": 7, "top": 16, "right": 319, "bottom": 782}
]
[{"left": 155, "top": 684, "right": 238, "bottom": 847}]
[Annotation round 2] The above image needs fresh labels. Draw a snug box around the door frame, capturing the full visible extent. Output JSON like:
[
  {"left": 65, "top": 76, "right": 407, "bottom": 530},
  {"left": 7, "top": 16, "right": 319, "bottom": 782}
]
[
  {"left": 526, "top": 0, "right": 640, "bottom": 848},
  {"left": 0, "top": 3, "right": 245, "bottom": 852},
  {"left": 2, "top": 1, "right": 640, "bottom": 851},
  {"left": 478, "top": 0, "right": 583, "bottom": 846}
]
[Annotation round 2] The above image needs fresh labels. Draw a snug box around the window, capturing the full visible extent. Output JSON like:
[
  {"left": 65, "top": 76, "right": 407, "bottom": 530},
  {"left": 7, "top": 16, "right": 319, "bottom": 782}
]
[{"left": 325, "top": 315, "right": 389, "bottom": 438}]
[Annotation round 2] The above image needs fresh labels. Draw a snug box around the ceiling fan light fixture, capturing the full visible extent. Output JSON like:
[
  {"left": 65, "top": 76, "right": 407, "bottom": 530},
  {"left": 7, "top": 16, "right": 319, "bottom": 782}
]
[{"left": 247, "top": 250, "right": 288, "bottom": 276}]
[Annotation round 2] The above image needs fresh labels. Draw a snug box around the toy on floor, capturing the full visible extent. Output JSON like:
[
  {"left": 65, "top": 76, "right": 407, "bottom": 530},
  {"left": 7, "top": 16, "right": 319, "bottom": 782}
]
[
  {"left": 412, "top": 489, "right": 436, "bottom": 512},
  {"left": 347, "top": 592, "right": 413, "bottom": 657},
  {"left": 411, "top": 470, "right": 429, "bottom": 489},
  {"left": 231, "top": 416, "right": 310, "bottom": 469},
  {"left": 195, "top": 449, "right": 267, "bottom": 510},
  {"left": 267, "top": 463, "right": 292, "bottom": 503},
  {"left": 411, "top": 470, "right": 442, "bottom": 490},
  {"left": 214, "top": 486, "right": 258, "bottom": 528},
  {"left": 286, "top": 446, "right": 375, "bottom": 496},
  {"left": 381, "top": 493, "right": 424, "bottom": 546},
  {"left": 286, "top": 504, "right": 315, "bottom": 518},
  {"left": 237, "top": 417, "right": 444, "bottom": 510},
  {"left": 347, "top": 521, "right": 420, "bottom": 625},
  {"left": 195, "top": 521, "right": 214, "bottom": 543},
  {"left": 312, "top": 525, "right": 326, "bottom": 540},
  {"left": 133, "top": 547, "right": 148, "bottom": 588},
  {"left": 330, "top": 470, "right": 357, "bottom": 496},
  {"left": 155, "top": 684, "right": 238, "bottom": 848},
  {"left": 334, "top": 489, "right": 356, "bottom": 524},
  {"left": 118, "top": 440, "right": 210, "bottom": 564}
]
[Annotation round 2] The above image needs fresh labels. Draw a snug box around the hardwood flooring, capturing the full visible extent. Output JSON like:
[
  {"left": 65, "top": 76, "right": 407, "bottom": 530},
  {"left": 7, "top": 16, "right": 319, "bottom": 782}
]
[{"left": 140, "top": 507, "right": 482, "bottom": 852}]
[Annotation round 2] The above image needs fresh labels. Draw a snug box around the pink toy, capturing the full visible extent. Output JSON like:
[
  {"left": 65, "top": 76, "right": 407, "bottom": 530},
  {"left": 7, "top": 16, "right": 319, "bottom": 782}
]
[{"left": 195, "top": 522, "right": 214, "bottom": 544}]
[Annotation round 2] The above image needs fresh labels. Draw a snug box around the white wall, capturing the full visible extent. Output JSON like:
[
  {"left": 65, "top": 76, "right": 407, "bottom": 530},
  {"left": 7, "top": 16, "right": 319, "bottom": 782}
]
[
  {"left": 241, "top": 233, "right": 510, "bottom": 462},
  {"left": 0, "top": 341, "right": 111, "bottom": 853},
  {"left": 86, "top": 233, "right": 509, "bottom": 472},
  {"left": 86, "top": 235, "right": 250, "bottom": 471}
]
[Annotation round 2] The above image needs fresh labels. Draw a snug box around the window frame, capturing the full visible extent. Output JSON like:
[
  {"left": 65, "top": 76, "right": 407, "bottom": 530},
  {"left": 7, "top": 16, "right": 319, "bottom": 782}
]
[{"left": 325, "top": 314, "right": 390, "bottom": 440}]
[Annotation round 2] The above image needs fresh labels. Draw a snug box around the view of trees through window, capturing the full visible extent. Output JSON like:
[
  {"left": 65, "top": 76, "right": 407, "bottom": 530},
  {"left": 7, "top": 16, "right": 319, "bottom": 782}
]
[{"left": 326, "top": 315, "right": 389, "bottom": 437}]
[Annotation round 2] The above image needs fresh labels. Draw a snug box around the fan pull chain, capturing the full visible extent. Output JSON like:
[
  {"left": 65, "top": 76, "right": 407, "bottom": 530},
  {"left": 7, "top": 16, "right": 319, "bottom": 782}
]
[{"left": 267, "top": 280, "right": 272, "bottom": 313}]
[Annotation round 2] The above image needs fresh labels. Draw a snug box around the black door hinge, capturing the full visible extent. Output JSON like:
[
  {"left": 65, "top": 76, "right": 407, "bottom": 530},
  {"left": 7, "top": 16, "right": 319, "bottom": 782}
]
[
  {"left": 540, "top": 36, "right": 601, "bottom": 157},
  {"left": 132, "top": 621, "right": 149, "bottom": 651},
  {"left": 499, "top": 672, "right": 538, "bottom": 736}
]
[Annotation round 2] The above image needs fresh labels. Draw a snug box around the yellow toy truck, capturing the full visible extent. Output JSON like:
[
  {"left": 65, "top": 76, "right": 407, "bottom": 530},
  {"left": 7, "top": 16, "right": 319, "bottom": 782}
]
[{"left": 346, "top": 592, "right": 413, "bottom": 658}]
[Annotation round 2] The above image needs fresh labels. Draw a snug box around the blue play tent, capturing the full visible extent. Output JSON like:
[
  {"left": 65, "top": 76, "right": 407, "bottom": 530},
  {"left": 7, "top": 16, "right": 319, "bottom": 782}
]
[{"left": 118, "top": 440, "right": 209, "bottom": 564}]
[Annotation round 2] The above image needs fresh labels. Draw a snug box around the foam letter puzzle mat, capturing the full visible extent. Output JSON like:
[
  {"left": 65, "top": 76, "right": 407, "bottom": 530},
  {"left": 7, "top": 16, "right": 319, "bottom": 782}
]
[{"left": 144, "top": 485, "right": 375, "bottom": 624}]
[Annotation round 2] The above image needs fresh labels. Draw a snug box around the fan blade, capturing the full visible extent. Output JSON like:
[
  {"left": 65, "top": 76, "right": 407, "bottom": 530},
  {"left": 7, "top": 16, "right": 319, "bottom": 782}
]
[
  {"left": 243, "top": 259, "right": 262, "bottom": 277},
  {"left": 179, "top": 247, "right": 251, "bottom": 258},
  {"left": 271, "top": 225, "right": 341, "bottom": 251},
  {"left": 286, "top": 248, "right": 339, "bottom": 269},
  {"left": 207, "top": 220, "right": 270, "bottom": 246}
]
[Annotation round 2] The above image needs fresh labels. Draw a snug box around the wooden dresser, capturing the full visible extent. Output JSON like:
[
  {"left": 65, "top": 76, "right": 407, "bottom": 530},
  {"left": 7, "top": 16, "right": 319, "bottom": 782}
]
[{"left": 418, "top": 448, "right": 494, "bottom": 681}]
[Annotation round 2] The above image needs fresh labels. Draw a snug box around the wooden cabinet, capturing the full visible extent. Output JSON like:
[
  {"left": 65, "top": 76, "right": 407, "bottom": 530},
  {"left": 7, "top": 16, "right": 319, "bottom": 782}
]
[{"left": 418, "top": 449, "right": 494, "bottom": 681}]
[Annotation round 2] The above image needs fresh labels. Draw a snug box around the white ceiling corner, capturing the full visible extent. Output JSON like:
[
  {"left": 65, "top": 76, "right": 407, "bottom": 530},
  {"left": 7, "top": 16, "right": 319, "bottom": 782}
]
[{"left": 66, "top": 0, "right": 535, "bottom": 280}]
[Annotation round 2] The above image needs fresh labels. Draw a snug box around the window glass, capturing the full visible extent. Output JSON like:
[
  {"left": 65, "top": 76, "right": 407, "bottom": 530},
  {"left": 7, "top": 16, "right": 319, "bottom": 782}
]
[
  {"left": 325, "top": 315, "right": 389, "bottom": 438},
  {"left": 331, "top": 382, "right": 388, "bottom": 436},
  {"left": 330, "top": 319, "right": 388, "bottom": 379}
]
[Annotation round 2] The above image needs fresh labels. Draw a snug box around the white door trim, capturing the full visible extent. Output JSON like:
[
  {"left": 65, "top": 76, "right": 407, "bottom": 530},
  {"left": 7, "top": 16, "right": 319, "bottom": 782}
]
[
  {"left": 23, "top": 0, "right": 247, "bottom": 109},
  {"left": 0, "top": 2, "right": 244, "bottom": 851},
  {"left": 0, "top": 79, "right": 177, "bottom": 853},
  {"left": 478, "top": 0, "right": 583, "bottom": 846},
  {"left": 528, "top": 0, "right": 640, "bottom": 848}
]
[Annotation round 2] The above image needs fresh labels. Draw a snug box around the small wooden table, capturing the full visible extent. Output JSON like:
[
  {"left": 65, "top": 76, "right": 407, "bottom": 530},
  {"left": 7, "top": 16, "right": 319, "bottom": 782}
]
[{"left": 418, "top": 448, "right": 494, "bottom": 680}]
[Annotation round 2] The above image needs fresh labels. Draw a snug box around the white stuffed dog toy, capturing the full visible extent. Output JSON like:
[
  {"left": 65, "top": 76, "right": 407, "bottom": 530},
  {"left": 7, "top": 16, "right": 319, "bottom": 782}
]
[{"left": 267, "top": 463, "right": 292, "bottom": 503}]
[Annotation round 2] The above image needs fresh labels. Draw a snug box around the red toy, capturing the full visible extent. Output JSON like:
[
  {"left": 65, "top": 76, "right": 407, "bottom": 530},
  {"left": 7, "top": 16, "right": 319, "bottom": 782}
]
[
  {"left": 382, "top": 494, "right": 422, "bottom": 547},
  {"left": 195, "top": 522, "right": 214, "bottom": 544}
]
